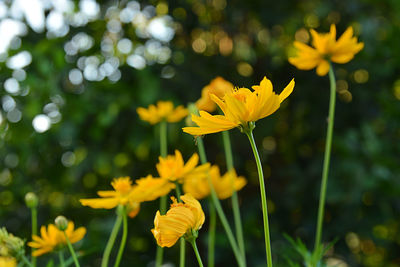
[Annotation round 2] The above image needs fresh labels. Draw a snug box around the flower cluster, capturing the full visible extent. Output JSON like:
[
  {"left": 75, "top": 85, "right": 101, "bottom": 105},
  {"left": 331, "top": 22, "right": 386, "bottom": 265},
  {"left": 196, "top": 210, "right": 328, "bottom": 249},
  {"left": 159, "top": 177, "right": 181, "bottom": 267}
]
[{"left": 137, "top": 101, "right": 188, "bottom": 125}]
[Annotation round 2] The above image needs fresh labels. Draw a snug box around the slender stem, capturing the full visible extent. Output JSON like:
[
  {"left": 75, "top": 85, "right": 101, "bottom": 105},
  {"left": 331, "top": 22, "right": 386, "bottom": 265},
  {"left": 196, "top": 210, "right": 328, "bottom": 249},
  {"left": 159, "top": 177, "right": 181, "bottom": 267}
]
[
  {"left": 180, "top": 237, "right": 186, "bottom": 267},
  {"left": 114, "top": 209, "right": 128, "bottom": 267},
  {"left": 156, "top": 120, "right": 168, "bottom": 267},
  {"left": 21, "top": 255, "right": 34, "bottom": 267},
  {"left": 314, "top": 65, "right": 337, "bottom": 252},
  {"left": 175, "top": 182, "right": 182, "bottom": 201},
  {"left": 59, "top": 250, "right": 65, "bottom": 267},
  {"left": 222, "top": 130, "right": 246, "bottom": 260},
  {"left": 63, "top": 232, "right": 80, "bottom": 267},
  {"left": 102, "top": 215, "right": 123, "bottom": 267},
  {"left": 245, "top": 130, "right": 273, "bottom": 267},
  {"left": 190, "top": 239, "right": 204, "bottom": 267},
  {"left": 196, "top": 137, "right": 245, "bottom": 267},
  {"left": 30, "top": 207, "right": 37, "bottom": 267},
  {"left": 207, "top": 199, "right": 216, "bottom": 267}
]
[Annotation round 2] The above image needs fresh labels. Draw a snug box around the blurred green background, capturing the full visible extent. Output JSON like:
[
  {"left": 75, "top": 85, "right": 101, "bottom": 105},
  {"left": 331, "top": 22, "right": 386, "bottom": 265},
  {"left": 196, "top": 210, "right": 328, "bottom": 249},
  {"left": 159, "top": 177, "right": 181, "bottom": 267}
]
[{"left": 0, "top": 0, "right": 399, "bottom": 266}]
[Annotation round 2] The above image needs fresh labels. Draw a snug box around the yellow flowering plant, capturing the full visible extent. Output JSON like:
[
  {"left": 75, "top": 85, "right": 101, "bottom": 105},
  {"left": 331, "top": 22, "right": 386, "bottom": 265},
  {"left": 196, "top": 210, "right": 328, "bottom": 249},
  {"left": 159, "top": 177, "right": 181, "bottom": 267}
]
[
  {"left": 137, "top": 101, "right": 188, "bottom": 125},
  {"left": 196, "top": 77, "right": 234, "bottom": 113},
  {"left": 28, "top": 222, "right": 86, "bottom": 257},
  {"left": 289, "top": 24, "right": 364, "bottom": 76},
  {"left": 152, "top": 194, "right": 205, "bottom": 266}
]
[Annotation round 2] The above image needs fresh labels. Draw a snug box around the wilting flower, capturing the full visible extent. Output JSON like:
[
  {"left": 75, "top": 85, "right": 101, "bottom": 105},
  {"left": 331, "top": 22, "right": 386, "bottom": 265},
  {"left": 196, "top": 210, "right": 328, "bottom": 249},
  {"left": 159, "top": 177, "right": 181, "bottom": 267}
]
[
  {"left": 183, "top": 76, "right": 294, "bottom": 136},
  {"left": 80, "top": 176, "right": 174, "bottom": 218},
  {"left": 28, "top": 222, "right": 86, "bottom": 257},
  {"left": 0, "top": 256, "right": 16, "bottom": 267},
  {"left": 183, "top": 166, "right": 247, "bottom": 199},
  {"left": 0, "top": 228, "right": 24, "bottom": 259},
  {"left": 137, "top": 101, "right": 188, "bottom": 125},
  {"left": 156, "top": 150, "right": 210, "bottom": 183},
  {"left": 196, "top": 77, "right": 233, "bottom": 112},
  {"left": 151, "top": 194, "right": 205, "bottom": 247},
  {"left": 289, "top": 24, "right": 364, "bottom": 76}
]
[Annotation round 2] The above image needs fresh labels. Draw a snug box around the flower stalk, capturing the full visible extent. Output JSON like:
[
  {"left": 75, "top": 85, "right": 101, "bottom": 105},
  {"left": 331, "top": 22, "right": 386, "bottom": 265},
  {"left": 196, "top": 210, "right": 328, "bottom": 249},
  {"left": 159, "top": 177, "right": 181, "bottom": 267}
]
[
  {"left": 207, "top": 200, "right": 216, "bottom": 267},
  {"left": 314, "top": 64, "right": 337, "bottom": 252},
  {"left": 174, "top": 182, "right": 186, "bottom": 267},
  {"left": 245, "top": 127, "right": 273, "bottom": 267},
  {"left": 102, "top": 212, "right": 123, "bottom": 267},
  {"left": 59, "top": 250, "right": 65, "bottom": 267},
  {"left": 63, "top": 231, "right": 80, "bottom": 267},
  {"left": 114, "top": 207, "right": 128, "bottom": 267},
  {"left": 156, "top": 120, "right": 168, "bottom": 267},
  {"left": 190, "top": 239, "right": 204, "bottom": 267},
  {"left": 196, "top": 136, "right": 245, "bottom": 267},
  {"left": 221, "top": 130, "right": 246, "bottom": 261}
]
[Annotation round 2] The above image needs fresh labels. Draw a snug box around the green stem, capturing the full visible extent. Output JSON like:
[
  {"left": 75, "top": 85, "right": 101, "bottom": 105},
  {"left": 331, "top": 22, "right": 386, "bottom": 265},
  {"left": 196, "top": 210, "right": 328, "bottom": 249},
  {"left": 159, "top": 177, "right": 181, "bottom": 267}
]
[
  {"left": 156, "top": 120, "right": 168, "bottom": 267},
  {"left": 175, "top": 182, "right": 182, "bottom": 201},
  {"left": 196, "top": 137, "right": 245, "bottom": 267},
  {"left": 21, "top": 255, "right": 34, "bottom": 267},
  {"left": 245, "top": 130, "right": 273, "bottom": 267},
  {"left": 208, "top": 199, "right": 216, "bottom": 267},
  {"left": 222, "top": 130, "right": 246, "bottom": 260},
  {"left": 59, "top": 250, "right": 65, "bottom": 267},
  {"left": 63, "top": 232, "right": 80, "bottom": 267},
  {"left": 180, "top": 237, "right": 186, "bottom": 267},
  {"left": 102, "top": 214, "right": 123, "bottom": 267},
  {"left": 31, "top": 208, "right": 37, "bottom": 267},
  {"left": 190, "top": 239, "right": 204, "bottom": 267},
  {"left": 314, "top": 65, "right": 337, "bottom": 252},
  {"left": 114, "top": 209, "right": 128, "bottom": 267}
]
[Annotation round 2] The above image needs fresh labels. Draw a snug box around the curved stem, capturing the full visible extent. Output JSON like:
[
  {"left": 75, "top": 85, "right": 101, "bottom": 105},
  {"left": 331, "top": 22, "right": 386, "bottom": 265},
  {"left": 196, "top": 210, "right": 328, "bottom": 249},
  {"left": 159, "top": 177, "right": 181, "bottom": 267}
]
[
  {"left": 208, "top": 200, "right": 216, "bottom": 267},
  {"left": 314, "top": 65, "right": 337, "bottom": 251},
  {"left": 222, "top": 130, "right": 246, "bottom": 260},
  {"left": 114, "top": 209, "right": 128, "bottom": 267},
  {"left": 102, "top": 214, "right": 123, "bottom": 267},
  {"left": 63, "top": 232, "right": 80, "bottom": 267},
  {"left": 196, "top": 137, "right": 245, "bottom": 267},
  {"left": 156, "top": 120, "right": 168, "bottom": 267},
  {"left": 31, "top": 208, "right": 37, "bottom": 267},
  {"left": 21, "top": 255, "right": 34, "bottom": 267},
  {"left": 245, "top": 130, "right": 273, "bottom": 267},
  {"left": 190, "top": 239, "right": 204, "bottom": 267}
]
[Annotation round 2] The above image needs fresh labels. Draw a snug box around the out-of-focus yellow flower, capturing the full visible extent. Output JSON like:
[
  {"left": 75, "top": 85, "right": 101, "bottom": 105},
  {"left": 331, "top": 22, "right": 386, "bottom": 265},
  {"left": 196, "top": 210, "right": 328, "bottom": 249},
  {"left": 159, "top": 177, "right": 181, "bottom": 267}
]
[
  {"left": 151, "top": 194, "right": 205, "bottom": 247},
  {"left": 0, "top": 228, "right": 24, "bottom": 259},
  {"left": 0, "top": 256, "right": 16, "bottom": 267},
  {"left": 80, "top": 176, "right": 174, "bottom": 218},
  {"left": 137, "top": 101, "right": 188, "bottom": 125},
  {"left": 183, "top": 76, "right": 294, "bottom": 136},
  {"left": 183, "top": 166, "right": 247, "bottom": 199},
  {"left": 28, "top": 222, "right": 86, "bottom": 257},
  {"left": 196, "top": 77, "right": 234, "bottom": 112},
  {"left": 156, "top": 150, "right": 210, "bottom": 183},
  {"left": 289, "top": 24, "right": 364, "bottom": 76}
]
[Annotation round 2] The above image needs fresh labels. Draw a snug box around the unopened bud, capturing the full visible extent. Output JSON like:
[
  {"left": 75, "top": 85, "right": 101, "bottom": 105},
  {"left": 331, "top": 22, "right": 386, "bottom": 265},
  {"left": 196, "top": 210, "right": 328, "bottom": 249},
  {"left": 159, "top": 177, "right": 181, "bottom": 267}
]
[
  {"left": 55, "top": 216, "right": 68, "bottom": 231},
  {"left": 25, "top": 192, "right": 38, "bottom": 208}
]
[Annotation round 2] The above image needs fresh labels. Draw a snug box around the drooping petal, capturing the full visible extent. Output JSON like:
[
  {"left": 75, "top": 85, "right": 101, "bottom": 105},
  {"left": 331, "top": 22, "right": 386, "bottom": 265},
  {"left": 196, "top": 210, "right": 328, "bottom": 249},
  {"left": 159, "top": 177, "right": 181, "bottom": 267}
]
[
  {"left": 279, "top": 79, "right": 295, "bottom": 103},
  {"left": 316, "top": 60, "right": 330, "bottom": 76}
]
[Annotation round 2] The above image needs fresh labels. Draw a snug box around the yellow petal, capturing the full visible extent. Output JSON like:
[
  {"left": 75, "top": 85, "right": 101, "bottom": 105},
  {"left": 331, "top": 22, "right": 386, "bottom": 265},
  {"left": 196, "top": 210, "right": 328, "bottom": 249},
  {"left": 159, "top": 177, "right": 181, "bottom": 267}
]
[
  {"left": 279, "top": 79, "right": 295, "bottom": 103},
  {"left": 316, "top": 60, "right": 330, "bottom": 76}
]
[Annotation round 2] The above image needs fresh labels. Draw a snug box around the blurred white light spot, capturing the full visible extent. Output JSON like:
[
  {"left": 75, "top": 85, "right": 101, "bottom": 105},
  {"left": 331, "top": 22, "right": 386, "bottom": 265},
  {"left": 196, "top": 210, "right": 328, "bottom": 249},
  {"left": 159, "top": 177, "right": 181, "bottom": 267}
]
[
  {"left": 147, "top": 17, "right": 175, "bottom": 42},
  {"left": 61, "top": 151, "right": 76, "bottom": 167},
  {"left": 80, "top": 0, "right": 100, "bottom": 19},
  {"left": 11, "top": 0, "right": 45, "bottom": 33},
  {"left": 43, "top": 103, "right": 58, "bottom": 113},
  {"left": 107, "top": 19, "right": 121, "bottom": 33},
  {"left": 117, "top": 38, "right": 132, "bottom": 54},
  {"left": 84, "top": 64, "right": 99, "bottom": 81},
  {"left": 0, "top": 2, "right": 7, "bottom": 19},
  {"left": 4, "top": 78, "right": 20, "bottom": 94},
  {"left": 127, "top": 54, "right": 146, "bottom": 70},
  {"left": 0, "top": 19, "right": 27, "bottom": 53},
  {"left": 119, "top": 7, "right": 138, "bottom": 23},
  {"left": 7, "top": 108, "right": 22, "bottom": 123},
  {"left": 108, "top": 70, "right": 121, "bottom": 82},
  {"left": 2, "top": 96, "right": 16, "bottom": 112},
  {"left": 69, "top": 68, "right": 83, "bottom": 85},
  {"left": 32, "top": 114, "right": 51, "bottom": 132},
  {"left": 13, "top": 69, "right": 26, "bottom": 81},
  {"left": 6, "top": 51, "right": 32, "bottom": 69},
  {"left": 161, "top": 66, "right": 175, "bottom": 79}
]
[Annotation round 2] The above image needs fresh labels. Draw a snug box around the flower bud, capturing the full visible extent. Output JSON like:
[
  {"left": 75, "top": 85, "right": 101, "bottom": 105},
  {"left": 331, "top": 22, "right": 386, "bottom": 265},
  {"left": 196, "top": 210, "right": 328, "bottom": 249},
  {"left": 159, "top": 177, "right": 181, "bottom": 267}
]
[
  {"left": 55, "top": 216, "right": 68, "bottom": 231},
  {"left": 24, "top": 192, "right": 38, "bottom": 209}
]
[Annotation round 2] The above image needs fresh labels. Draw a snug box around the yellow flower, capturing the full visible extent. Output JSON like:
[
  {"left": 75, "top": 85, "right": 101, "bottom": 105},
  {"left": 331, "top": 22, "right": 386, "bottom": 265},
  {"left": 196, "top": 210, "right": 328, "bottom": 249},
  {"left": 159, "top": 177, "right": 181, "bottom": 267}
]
[
  {"left": 0, "top": 256, "right": 16, "bottom": 267},
  {"left": 80, "top": 177, "right": 134, "bottom": 209},
  {"left": 28, "top": 222, "right": 86, "bottom": 257},
  {"left": 156, "top": 150, "right": 210, "bottom": 183},
  {"left": 151, "top": 194, "right": 205, "bottom": 247},
  {"left": 289, "top": 24, "right": 364, "bottom": 76},
  {"left": 196, "top": 77, "right": 234, "bottom": 112},
  {"left": 137, "top": 101, "right": 188, "bottom": 125},
  {"left": 183, "top": 76, "right": 294, "bottom": 136},
  {"left": 80, "top": 176, "right": 174, "bottom": 218},
  {"left": 183, "top": 166, "right": 247, "bottom": 200}
]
